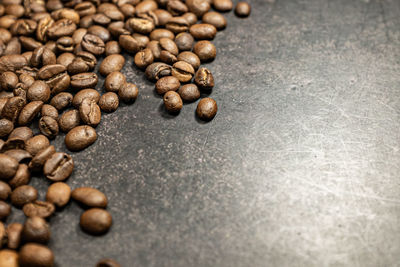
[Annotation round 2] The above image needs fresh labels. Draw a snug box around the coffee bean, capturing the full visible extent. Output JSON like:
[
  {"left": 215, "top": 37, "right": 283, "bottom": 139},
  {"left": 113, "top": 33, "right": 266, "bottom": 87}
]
[
  {"left": 46, "top": 182, "right": 71, "bottom": 208},
  {"left": 120, "top": 4, "right": 135, "bottom": 18},
  {"left": 135, "top": 0, "right": 158, "bottom": 15},
  {"left": 65, "top": 125, "right": 97, "bottom": 151},
  {"left": 118, "top": 35, "right": 140, "bottom": 54},
  {"left": 20, "top": 37, "right": 42, "bottom": 51},
  {"left": 80, "top": 208, "right": 112, "bottom": 235},
  {"left": 146, "top": 40, "right": 162, "bottom": 60},
  {"left": 167, "top": 0, "right": 188, "bottom": 16},
  {"left": 72, "top": 28, "right": 87, "bottom": 45},
  {"left": 0, "top": 250, "right": 18, "bottom": 267},
  {"left": 186, "top": 0, "right": 210, "bottom": 17},
  {"left": 29, "top": 145, "right": 56, "bottom": 173},
  {"left": 175, "top": 32, "right": 194, "bottom": 51},
  {"left": 17, "top": 101, "right": 42, "bottom": 126},
  {"left": 0, "top": 222, "right": 5, "bottom": 244},
  {"left": 99, "top": 55, "right": 125, "bottom": 76},
  {"left": 190, "top": 23, "right": 217, "bottom": 40},
  {"left": 72, "top": 89, "right": 100, "bottom": 108},
  {"left": 80, "top": 15, "right": 94, "bottom": 29},
  {"left": 43, "top": 152, "right": 74, "bottom": 181},
  {"left": 153, "top": 9, "right": 172, "bottom": 26},
  {"left": 23, "top": 201, "right": 55, "bottom": 218},
  {"left": 27, "top": 81, "right": 50, "bottom": 103},
  {"left": 30, "top": 46, "right": 57, "bottom": 68},
  {"left": 0, "top": 15, "right": 16, "bottom": 29},
  {"left": 1, "top": 96, "right": 25, "bottom": 123},
  {"left": 59, "top": 109, "right": 81, "bottom": 133},
  {"left": 36, "top": 16, "right": 54, "bottom": 42},
  {"left": 75, "top": 2, "right": 96, "bottom": 17},
  {"left": 134, "top": 48, "right": 154, "bottom": 69},
  {"left": 0, "top": 201, "right": 11, "bottom": 220},
  {"left": 202, "top": 11, "right": 227, "bottom": 30},
  {"left": 8, "top": 164, "right": 31, "bottom": 189},
  {"left": 9, "top": 127, "right": 33, "bottom": 142},
  {"left": 118, "top": 83, "right": 139, "bottom": 103},
  {"left": 11, "top": 185, "right": 37, "bottom": 207},
  {"left": 25, "top": 135, "right": 50, "bottom": 156},
  {"left": 6, "top": 223, "right": 23, "bottom": 249},
  {"left": 56, "top": 36, "right": 74, "bottom": 52},
  {"left": 145, "top": 62, "right": 171, "bottom": 81},
  {"left": 70, "top": 72, "right": 98, "bottom": 89},
  {"left": 235, "top": 2, "right": 251, "bottom": 17},
  {"left": 56, "top": 52, "right": 75, "bottom": 68},
  {"left": 38, "top": 64, "right": 70, "bottom": 95},
  {"left": 193, "top": 40, "right": 216, "bottom": 62},
  {"left": 149, "top": 29, "right": 174, "bottom": 41},
  {"left": 182, "top": 12, "right": 198, "bottom": 26},
  {"left": 165, "top": 16, "right": 189, "bottom": 34},
  {"left": 194, "top": 67, "right": 214, "bottom": 90},
  {"left": 53, "top": 8, "right": 80, "bottom": 24},
  {"left": 19, "top": 243, "right": 54, "bottom": 267},
  {"left": 105, "top": 41, "right": 121, "bottom": 56},
  {"left": 0, "top": 72, "right": 19, "bottom": 91},
  {"left": 50, "top": 92, "right": 72, "bottom": 111},
  {"left": 19, "top": 73, "right": 35, "bottom": 88},
  {"left": 40, "top": 104, "right": 58, "bottom": 121},
  {"left": 47, "top": 18, "right": 76, "bottom": 39},
  {"left": 178, "top": 83, "right": 200, "bottom": 102},
  {"left": 163, "top": 91, "right": 183, "bottom": 114},
  {"left": 92, "top": 13, "right": 111, "bottom": 26},
  {"left": 39, "top": 116, "right": 59, "bottom": 139},
  {"left": 108, "top": 21, "right": 130, "bottom": 38},
  {"left": 4, "top": 149, "right": 32, "bottom": 163},
  {"left": 99, "top": 92, "right": 119, "bottom": 113},
  {"left": 10, "top": 19, "right": 37, "bottom": 36},
  {"left": 104, "top": 72, "right": 126, "bottom": 93},
  {"left": 177, "top": 51, "right": 201, "bottom": 70},
  {"left": 213, "top": 0, "right": 233, "bottom": 11},
  {"left": 22, "top": 216, "right": 50, "bottom": 244},
  {"left": 0, "top": 154, "right": 18, "bottom": 180},
  {"left": 159, "top": 37, "right": 179, "bottom": 56},
  {"left": 196, "top": 97, "right": 217, "bottom": 120},
  {"left": 0, "top": 181, "right": 11, "bottom": 200},
  {"left": 79, "top": 98, "right": 101, "bottom": 127},
  {"left": 96, "top": 258, "right": 121, "bottom": 267},
  {"left": 0, "top": 119, "right": 14, "bottom": 138},
  {"left": 127, "top": 17, "right": 155, "bottom": 35},
  {"left": 160, "top": 50, "right": 177, "bottom": 64},
  {"left": 81, "top": 34, "right": 105, "bottom": 55},
  {"left": 172, "top": 61, "right": 195, "bottom": 82},
  {"left": 155, "top": 76, "right": 180, "bottom": 95},
  {"left": 0, "top": 57, "right": 24, "bottom": 74},
  {"left": 72, "top": 187, "right": 108, "bottom": 208},
  {"left": 87, "top": 25, "right": 111, "bottom": 43}
]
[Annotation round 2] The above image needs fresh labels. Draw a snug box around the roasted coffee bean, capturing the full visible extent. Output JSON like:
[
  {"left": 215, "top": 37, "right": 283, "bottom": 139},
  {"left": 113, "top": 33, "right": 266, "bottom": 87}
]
[
  {"left": 56, "top": 36, "right": 74, "bottom": 52},
  {"left": 0, "top": 154, "right": 18, "bottom": 180},
  {"left": 175, "top": 32, "right": 194, "bottom": 51},
  {"left": 67, "top": 53, "right": 97, "bottom": 75},
  {"left": 160, "top": 50, "right": 178, "bottom": 63},
  {"left": 134, "top": 48, "right": 154, "bottom": 69},
  {"left": 23, "top": 201, "right": 55, "bottom": 218},
  {"left": 133, "top": 33, "right": 150, "bottom": 49},
  {"left": 213, "top": 0, "right": 233, "bottom": 11},
  {"left": 71, "top": 72, "right": 98, "bottom": 89},
  {"left": 135, "top": 0, "right": 158, "bottom": 15},
  {"left": 56, "top": 52, "right": 75, "bottom": 67},
  {"left": 4, "top": 37, "right": 21, "bottom": 55},
  {"left": 153, "top": 9, "right": 172, "bottom": 26},
  {"left": 58, "top": 109, "right": 81, "bottom": 133},
  {"left": 0, "top": 221, "right": 5, "bottom": 244},
  {"left": 182, "top": 12, "right": 198, "bottom": 26},
  {"left": 0, "top": 201, "right": 11, "bottom": 220},
  {"left": 18, "top": 101, "right": 44, "bottom": 126},
  {"left": 36, "top": 16, "right": 54, "bottom": 42},
  {"left": 99, "top": 55, "right": 125, "bottom": 76},
  {"left": 163, "top": 91, "right": 183, "bottom": 114},
  {"left": 178, "top": 84, "right": 200, "bottom": 102},
  {"left": 10, "top": 19, "right": 37, "bottom": 36},
  {"left": 6, "top": 4, "right": 24, "bottom": 17},
  {"left": 4, "top": 149, "right": 32, "bottom": 163},
  {"left": 108, "top": 21, "right": 130, "bottom": 37},
  {"left": 72, "top": 89, "right": 100, "bottom": 108},
  {"left": 13, "top": 83, "right": 28, "bottom": 100},
  {"left": 25, "top": 135, "right": 50, "bottom": 156},
  {"left": 65, "top": 125, "right": 97, "bottom": 151},
  {"left": 11, "top": 185, "right": 37, "bottom": 207},
  {"left": 193, "top": 40, "right": 216, "bottom": 62},
  {"left": 29, "top": 145, "right": 55, "bottom": 172},
  {"left": 186, "top": 0, "right": 210, "bottom": 17},
  {"left": 19, "top": 243, "right": 54, "bottom": 267},
  {"left": 8, "top": 127, "right": 33, "bottom": 142},
  {"left": 22, "top": 216, "right": 50, "bottom": 244},
  {"left": 96, "top": 258, "right": 121, "bottom": 267},
  {"left": 20, "top": 36, "right": 42, "bottom": 51},
  {"left": 72, "top": 28, "right": 87, "bottom": 45},
  {"left": 149, "top": 29, "right": 174, "bottom": 41},
  {"left": 30, "top": 47, "right": 56, "bottom": 69},
  {"left": 52, "top": 8, "right": 80, "bottom": 24},
  {"left": 0, "top": 119, "right": 14, "bottom": 138},
  {"left": 155, "top": 76, "right": 180, "bottom": 95},
  {"left": 80, "top": 14, "right": 94, "bottom": 28},
  {"left": 80, "top": 208, "right": 112, "bottom": 235},
  {"left": 0, "top": 55, "right": 28, "bottom": 74},
  {"left": 43, "top": 152, "right": 74, "bottom": 181},
  {"left": 118, "top": 35, "right": 140, "bottom": 54},
  {"left": 118, "top": 83, "right": 139, "bottom": 103},
  {"left": 145, "top": 62, "right": 171, "bottom": 81},
  {"left": 177, "top": 51, "right": 201, "bottom": 70},
  {"left": 172, "top": 61, "right": 195, "bottom": 82},
  {"left": 120, "top": 4, "right": 135, "bottom": 18},
  {"left": 104, "top": 72, "right": 126, "bottom": 93},
  {"left": 190, "top": 23, "right": 217, "bottom": 40},
  {"left": 40, "top": 104, "right": 58, "bottom": 121},
  {"left": 82, "top": 34, "right": 105, "bottom": 55},
  {"left": 50, "top": 92, "right": 72, "bottom": 111},
  {"left": 159, "top": 37, "right": 179, "bottom": 56},
  {"left": 8, "top": 164, "right": 30, "bottom": 189},
  {"left": 47, "top": 18, "right": 76, "bottom": 39},
  {"left": 27, "top": 81, "right": 50, "bottom": 103},
  {"left": 235, "top": 2, "right": 251, "bottom": 17},
  {"left": 202, "top": 11, "right": 226, "bottom": 30},
  {"left": 38, "top": 64, "right": 70, "bottom": 95},
  {"left": 99, "top": 93, "right": 119, "bottom": 113},
  {"left": 38, "top": 116, "right": 59, "bottom": 139},
  {"left": 88, "top": 25, "right": 111, "bottom": 43},
  {"left": 146, "top": 40, "right": 162, "bottom": 60},
  {"left": 19, "top": 73, "right": 35, "bottom": 88},
  {"left": 46, "top": 182, "right": 71, "bottom": 208},
  {"left": 1, "top": 137, "right": 25, "bottom": 152},
  {"left": 0, "top": 181, "right": 11, "bottom": 200},
  {"left": 105, "top": 41, "right": 121, "bottom": 56},
  {"left": 79, "top": 98, "right": 101, "bottom": 127},
  {"left": 194, "top": 67, "right": 214, "bottom": 90},
  {"left": 72, "top": 187, "right": 108, "bottom": 208},
  {"left": 0, "top": 15, "right": 16, "bottom": 29},
  {"left": 7, "top": 223, "right": 23, "bottom": 249},
  {"left": 0, "top": 250, "right": 18, "bottom": 266},
  {"left": 127, "top": 17, "right": 155, "bottom": 35},
  {"left": 92, "top": 13, "right": 111, "bottom": 25},
  {"left": 75, "top": 2, "right": 96, "bottom": 17},
  {"left": 196, "top": 97, "right": 217, "bottom": 120},
  {"left": 0, "top": 72, "right": 19, "bottom": 91},
  {"left": 165, "top": 16, "right": 189, "bottom": 34},
  {"left": 103, "top": 8, "right": 125, "bottom": 21}
]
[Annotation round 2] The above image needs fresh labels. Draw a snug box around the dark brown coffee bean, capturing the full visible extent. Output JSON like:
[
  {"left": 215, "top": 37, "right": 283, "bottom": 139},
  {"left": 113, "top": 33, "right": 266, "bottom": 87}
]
[
  {"left": 3, "top": 37, "right": 21, "bottom": 56},
  {"left": 65, "top": 125, "right": 97, "bottom": 151},
  {"left": 177, "top": 51, "right": 201, "bottom": 70},
  {"left": 43, "top": 152, "right": 74, "bottom": 181},
  {"left": 1, "top": 136, "right": 25, "bottom": 152},
  {"left": 153, "top": 9, "right": 172, "bottom": 26},
  {"left": 56, "top": 36, "right": 74, "bottom": 52},
  {"left": 2, "top": 96, "right": 25, "bottom": 123},
  {"left": 145, "top": 62, "right": 171, "bottom": 81},
  {"left": 196, "top": 97, "right": 217, "bottom": 120},
  {"left": 149, "top": 29, "right": 174, "bottom": 41},
  {"left": 163, "top": 91, "right": 183, "bottom": 114},
  {"left": 87, "top": 25, "right": 111, "bottom": 43},
  {"left": 213, "top": 0, "right": 233, "bottom": 11},
  {"left": 20, "top": 36, "right": 42, "bottom": 51},
  {"left": 202, "top": 11, "right": 227, "bottom": 30},
  {"left": 38, "top": 116, "right": 59, "bottom": 139},
  {"left": 50, "top": 92, "right": 72, "bottom": 111},
  {"left": 4, "top": 149, "right": 32, "bottom": 163},
  {"left": 0, "top": 154, "right": 18, "bottom": 180},
  {"left": 108, "top": 21, "right": 130, "bottom": 38},
  {"left": 47, "top": 18, "right": 76, "bottom": 39},
  {"left": 29, "top": 145, "right": 55, "bottom": 172},
  {"left": 132, "top": 33, "right": 150, "bottom": 49},
  {"left": 172, "top": 61, "right": 195, "bottom": 82},
  {"left": 7, "top": 223, "right": 23, "bottom": 249},
  {"left": 135, "top": 0, "right": 158, "bottom": 15},
  {"left": 194, "top": 67, "right": 214, "bottom": 90},
  {"left": 0, "top": 119, "right": 13, "bottom": 138},
  {"left": 96, "top": 258, "right": 121, "bottom": 267},
  {"left": 186, "top": 0, "right": 210, "bottom": 17},
  {"left": 40, "top": 104, "right": 58, "bottom": 121},
  {"left": 190, "top": 23, "right": 217, "bottom": 40},
  {"left": 0, "top": 72, "right": 18, "bottom": 91},
  {"left": 134, "top": 48, "right": 154, "bottom": 69},
  {"left": 30, "top": 47, "right": 57, "bottom": 68},
  {"left": 56, "top": 53, "right": 75, "bottom": 68},
  {"left": 160, "top": 51, "right": 177, "bottom": 66},
  {"left": 104, "top": 72, "right": 126, "bottom": 93},
  {"left": 0, "top": 55, "right": 28, "bottom": 73},
  {"left": 79, "top": 98, "right": 101, "bottom": 127},
  {"left": 38, "top": 64, "right": 70, "bottom": 95},
  {"left": 105, "top": 41, "right": 121, "bottom": 56},
  {"left": 0, "top": 181, "right": 11, "bottom": 200},
  {"left": 193, "top": 40, "right": 216, "bottom": 62},
  {"left": 118, "top": 35, "right": 139, "bottom": 54},
  {"left": 70, "top": 72, "right": 98, "bottom": 89},
  {"left": 99, "top": 93, "right": 119, "bottom": 113},
  {"left": 72, "top": 187, "right": 108, "bottom": 208},
  {"left": 67, "top": 52, "right": 97, "bottom": 75},
  {"left": 92, "top": 13, "right": 111, "bottom": 26},
  {"left": 155, "top": 76, "right": 180, "bottom": 95},
  {"left": 182, "top": 12, "right": 198, "bottom": 25},
  {"left": 23, "top": 201, "right": 55, "bottom": 219},
  {"left": 19, "top": 73, "right": 35, "bottom": 88},
  {"left": 159, "top": 37, "right": 179, "bottom": 56},
  {"left": 99, "top": 55, "right": 125, "bottom": 76},
  {"left": 11, "top": 185, "right": 37, "bottom": 207},
  {"left": 235, "top": 1, "right": 251, "bottom": 17},
  {"left": 8, "top": 164, "right": 30, "bottom": 189},
  {"left": 72, "top": 89, "right": 100, "bottom": 109},
  {"left": 146, "top": 40, "right": 162, "bottom": 60},
  {"left": 18, "top": 101, "right": 43, "bottom": 126},
  {"left": 81, "top": 34, "right": 105, "bottom": 55},
  {"left": 80, "top": 208, "right": 112, "bottom": 235},
  {"left": 53, "top": 8, "right": 80, "bottom": 24},
  {"left": 165, "top": 16, "right": 188, "bottom": 34},
  {"left": 27, "top": 81, "right": 50, "bottom": 103},
  {"left": 25, "top": 135, "right": 50, "bottom": 156},
  {"left": 127, "top": 17, "right": 154, "bottom": 35},
  {"left": 178, "top": 84, "right": 200, "bottom": 102},
  {"left": 174, "top": 32, "right": 194, "bottom": 51},
  {"left": 46, "top": 182, "right": 71, "bottom": 208},
  {"left": 10, "top": 19, "right": 37, "bottom": 36},
  {"left": 8, "top": 127, "right": 33, "bottom": 142},
  {"left": 0, "top": 201, "right": 11, "bottom": 220},
  {"left": 22, "top": 216, "right": 50, "bottom": 244},
  {"left": 72, "top": 28, "right": 87, "bottom": 45},
  {"left": 118, "top": 83, "right": 139, "bottom": 103},
  {"left": 75, "top": 2, "right": 96, "bottom": 17},
  {"left": 19, "top": 243, "right": 54, "bottom": 267}
]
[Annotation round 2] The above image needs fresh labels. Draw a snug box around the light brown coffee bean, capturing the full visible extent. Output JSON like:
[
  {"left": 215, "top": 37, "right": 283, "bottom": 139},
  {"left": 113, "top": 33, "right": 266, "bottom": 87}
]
[
  {"left": 46, "top": 182, "right": 71, "bottom": 208},
  {"left": 19, "top": 243, "right": 54, "bottom": 267},
  {"left": 23, "top": 201, "right": 55, "bottom": 218},
  {"left": 163, "top": 91, "right": 183, "bottom": 114},
  {"left": 99, "top": 54, "right": 125, "bottom": 76},
  {"left": 72, "top": 187, "right": 108, "bottom": 208},
  {"left": 11, "top": 185, "right": 37, "bottom": 208},
  {"left": 80, "top": 208, "right": 112, "bottom": 235},
  {"left": 99, "top": 93, "right": 119, "bottom": 113},
  {"left": 65, "top": 125, "right": 97, "bottom": 151}
]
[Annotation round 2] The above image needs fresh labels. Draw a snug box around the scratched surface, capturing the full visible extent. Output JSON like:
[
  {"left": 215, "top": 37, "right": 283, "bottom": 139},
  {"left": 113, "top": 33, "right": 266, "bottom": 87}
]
[{"left": 7, "top": 0, "right": 400, "bottom": 266}]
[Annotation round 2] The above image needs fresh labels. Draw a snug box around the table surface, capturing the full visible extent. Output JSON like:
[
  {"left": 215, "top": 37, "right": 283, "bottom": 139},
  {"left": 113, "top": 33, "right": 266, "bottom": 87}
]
[{"left": 9, "top": 0, "right": 400, "bottom": 266}]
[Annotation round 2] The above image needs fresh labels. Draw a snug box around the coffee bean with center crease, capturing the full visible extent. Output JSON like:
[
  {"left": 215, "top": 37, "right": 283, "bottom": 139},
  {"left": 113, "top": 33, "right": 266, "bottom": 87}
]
[
  {"left": 10, "top": 19, "right": 37, "bottom": 36},
  {"left": 47, "top": 18, "right": 76, "bottom": 39},
  {"left": 96, "top": 258, "right": 121, "bottom": 267},
  {"left": 134, "top": 48, "right": 154, "bottom": 69},
  {"left": 193, "top": 40, "right": 216, "bottom": 62},
  {"left": 108, "top": 21, "right": 130, "bottom": 38},
  {"left": 186, "top": 0, "right": 211, "bottom": 17},
  {"left": 29, "top": 145, "right": 55, "bottom": 172},
  {"left": 190, "top": 23, "right": 217, "bottom": 40},
  {"left": 79, "top": 98, "right": 101, "bottom": 127},
  {"left": 39, "top": 116, "right": 59, "bottom": 139},
  {"left": 72, "top": 89, "right": 100, "bottom": 108},
  {"left": 87, "top": 25, "right": 111, "bottom": 43},
  {"left": 178, "top": 83, "right": 200, "bottom": 102},
  {"left": 4, "top": 149, "right": 32, "bottom": 163},
  {"left": 46, "top": 182, "right": 71, "bottom": 208},
  {"left": 8, "top": 163, "right": 30, "bottom": 189},
  {"left": 167, "top": 0, "right": 188, "bottom": 16},
  {"left": 127, "top": 17, "right": 155, "bottom": 35},
  {"left": 43, "top": 152, "right": 74, "bottom": 181},
  {"left": 177, "top": 51, "right": 201, "bottom": 70},
  {"left": 18, "top": 101, "right": 43, "bottom": 126},
  {"left": 38, "top": 64, "right": 70, "bottom": 95},
  {"left": 67, "top": 52, "right": 97, "bottom": 75},
  {"left": 0, "top": 119, "right": 14, "bottom": 138},
  {"left": 56, "top": 36, "right": 74, "bottom": 52},
  {"left": 7, "top": 223, "right": 23, "bottom": 249},
  {"left": 118, "top": 83, "right": 139, "bottom": 103},
  {"left": 165, "top": 16, "right": 189, "bottom": 34},
  {"left": 2, "top": 97, "right": 26, "bottom": 123},
  {"left": 99, "top": 54, "right": 125, "bottom": 76},
  {"left": 80, "top": 208, "right": 112, "bottom": 235},
  {"left": 20, "top": 37, "right": 42, "bottom": 51},
  {"left": 172, "top": 61, "right": 195, "bottom": 82},
  {"left": 72, "top": 187, "right": 108, "bottom": 208},
  {"left": 235, "top": 2, "right": 251, "bottom": 17},
  {"left": 40, "top": 104, "right": 58, "bottom": 121},
  {"left": 154, "top": 9, "right": 172, "bottom": 27},
  {"left": 50, "top": 92, "right": 72, "bottom": 111},
  {"left": 99, "top": 92, "right": 119, "bottom": 113},
  {"left": 202, "top": 11, "right": 227, "bottom": 30},
  {"left": 8, "top": 127, "right": 33, "bottom": 142},
  {"left": 118, "top": 35, "right": 140, "bottom": 54},
  {"left": 19, "top": 243, "right": 54, "bottom": 267},
  {"left": 11, "top": 185, "right": 38, "bottom": 208},
  {"left": 194, "top": 67, "right": 214, "bottom": 91},
  {"left": 36, "top": 16, "right": 54, "bottom": 42},
  {"left": 25, "top": 135, "right": 50, "bottom": 156},
  {"left": 82, "top": 34, "right": 105, "bottom": 55},
  {"left": 18, "top": 73, "right": 35, "bottom": 88},
  {"left": 196, "top": 97, "right": 218, "bottom": 120},
  {"left": 105, "top": 41, "right": 121, "bottom": 56},
  {"left": 145, "top": 62, "right": 172, "bottom": 81},
  {"left": 155, "top": 76, "right": 180, "bottom": 95},
  {"left": 0, "top": 55, "right": 28, "bottom": 76},
  {"left": 30, "top": 46, "right": 56, "bottom": 68},
  {"left": 65, "top": 125, "right": 97, "bottom": 151},
  {"left": 71, "top": 72, "right": 98, "bottom": 89},
  {"left": 23, "top": 201, "right": 55, "bottom": 218}
]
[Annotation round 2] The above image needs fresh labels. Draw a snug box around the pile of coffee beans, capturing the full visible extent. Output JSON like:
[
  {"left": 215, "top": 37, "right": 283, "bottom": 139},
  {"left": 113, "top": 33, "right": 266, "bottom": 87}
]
[{"left": 0, "top": 0, "right": 250, "bottom": 265}]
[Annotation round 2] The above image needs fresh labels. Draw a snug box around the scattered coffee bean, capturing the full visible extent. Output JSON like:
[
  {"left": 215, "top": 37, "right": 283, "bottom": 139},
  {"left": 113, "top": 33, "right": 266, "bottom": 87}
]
[
  {"left": 196, "top": 97, "right": 218, "bottom": 121},
  {"left": 194, "top": 67, "right": 214, "bottom": 91},
  {"left": 190, "top": 23, "right": 217, "bottom": 40},
  {"left": 235, "top": 2, "right": 251, "bottom": 17},
  {"left": 0, "top": 154, "right": 19, "bottom": 180},
  {"left": 19, "top": 243, "right": 54, "bottom": 267},
  {"left": 22, "top": 216, "right": 51, "bottom": 243},
  {"left": 79, "top": 98, "right": 101, "bottom": 127},
  {"left": 8, "top": 164, "right": 31, "bottom": 189},
  {"left": 65, "top": 125, "right": 97, "bottom": 151},
  {"left": 29, "top": 145, "right": 56, "bottom": 173},
  {"left": 193, "top": 40, "right": 216, "bottom": 62},
  {"left": 178, "top": 84, "right": 201, "bottom": 102},
  {"left": 80, "top": 208, "right": 112, "bottom": 235},
  {"left": 43, "top": 152, "right": 74, "bottom": 181},
  {"left": 0, "top": 118, "right": 14, "bottom": 138},
  {"left": 213, "top": 0, "right": 233, "bottom": 12},
  {"left": 99, "top": 54, "right": 125, "bottom": 76},
  {"left": 104, "top": 72, "right": 126, "bottom": 93},
  {"left": 46, "top": 182, "right": 71, "bottom": 208},
  {"left": 72, "top": 187, "right": 108, "bottom": 208},
  {"left": 0, "top": 181, "right": 11, "bottom": 201},
  {"left": 174, "top": 32, "right": 194, "bottom": 51},
  {"left": 156, "top": 76, "right": 180, "bottom": 95},
  {"left": 50, "top": 92, "right": 73, "bottom": 111},
  {"left": 118, "top": 83, "right": 139, "bottom": 103},
  {"left": 4, "top": 149, "right": 32, "bottom": 163},
  {"left": 25, "top": 135, "right": 50, "bottom": 156},
  {"left": 172, "top": 61, "right": 195, "bottom": 82},
  {"left": 11, "top": 185, "right": 38, "bottom": 208},
  {"left": 6, "top": 223, "right": 23, "bottom": 249},
  {"left": 99, "top": 93, "right": 119, "bottom": 113},
  {"left": 18, "top": 101, "right": 44, "bottom": 126},
  {"left": 177, "top": 51, "right": 201, "bottom": 70},
  {"left": 70, "top": 72, "right": 98, "bottom": 90},
  {"left": 202, "top": 11, "right": 227, "bottom": 30},
  {"left": 163, "top": 91, "right": 183, "bottom": 114},
  {"left": 39, "top": 116, "right": 59, "bottom": 139},
  {"left": 0, "top": 201, "right": 11, "bottom": 220},
  {"left": 134, "top": 48, "right": 154, "bottom": 69}
]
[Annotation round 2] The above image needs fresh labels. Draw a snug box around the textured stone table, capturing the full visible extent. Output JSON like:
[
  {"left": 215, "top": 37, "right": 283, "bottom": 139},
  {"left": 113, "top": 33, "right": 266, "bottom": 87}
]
[{"left": 9, "top": 0, "right": 400, "bottom": 266}]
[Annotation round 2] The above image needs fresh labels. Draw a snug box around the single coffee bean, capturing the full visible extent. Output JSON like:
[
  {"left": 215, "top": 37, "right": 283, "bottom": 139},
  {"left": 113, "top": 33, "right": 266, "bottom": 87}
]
[
  {"left": 167, "top": 0, "right": 188, "bottom": 16},
  {"left": 213, "top": 0, "right": 233, "bottom": 11},
  {"left": 67, "top": 52, "right": 97, "bottom": 75},
  {"left": 135, "top": 0, "right": 158, "bottom": 15},
  {"left": 96, "top": 258, "right": 121, "bottom": 267},
  {"left": 105, "top": 41, "right": 121, "bottom": 56},
  {"left": 120, "top": 3, "right": 135, "bottom": 18},
  {"left": 72, "top": 89, "right": 100, "bottom": 108},
  {"left": 79, "top": 98, "right": 101, "bottom": 127},
  {"left": 50, "top": 92, "right": 72, "bottom": 111},
  {"left": 4, "top": 149, "right": 32, "bottom": 164},
  {"left": 165, "top": 16, "right": 189, "bottom": 34},
  {"left": 235, "top": 1, "right": 251, "bottom": 17},
  {"left": 174, "top": 32, "right": 194, "bottom": 51},
  {"left": 80, "top": 208, "right": 112, "bottom": 235},
  {"left": 194, "top": 67, "right": 214, "bottom": 90},
  {"left": 46, "top": 182, "right": 71, "bottom": 208},
  {"left": 182, "top": 12, "right": 198, "bottom": 26},
  {"left": 0, "top": 72, "right": 18, "bottom": 91},
  {"left": 92, "top": 13, "right": 111, "bottom": 26},
  {"left": 0, "top": 119, "right": 13, "bottom": 138},
  {"left": 25, "top": 135, "right": 50, "bottom": 156},
  {"left": 38, "top": 116, "right": 59, "bottom": 139},
  {"left": 146, "top": 40, "right": 162, "bottom": 60},
  {"left": 0, "top": 15, "right": 16, "bottom": 29},
  {"left": 8, "top": 127, "right": 33, "bottom": 142},
  {"left": 186, "top": 0, "right": 210, "bottom": 17},
  {"left": 159, "top": 50, "right": 177, "bottom": 64},
  {"left": 202, "top": 11, "right": 227, "bottom": 30},
  {"left": 127, "top": 17, "right": 155, "bottom": 34},
  {"left": 27, "top": 81, "right": 50, "bottom": 103},
  {"left": 190, "top": 23, "right": 217, "bottom": 40},
  {"left": 172, "top": 61, "right": 195, "bottom": 82},
  {"left": 47, "top": 18, "right": 76, "bottom": 39},
  {"left": 118, "top": 83, "right": 139, "bottom": 103},
  {"left": 178, "top": 84, "right": 200, "bottom": 102},
  {"left": 159, "top": 37, "right": 178, "bottom": 56},
  {"left": 6, "top": 223, "right": 23, "bottom": 249},
  {"left": 53, "top": 8, "right": 80, "bottom": 25},
  {"left": 40, "top": 104, "right": 58, "bottom": 121},
  {"left": 155, "top": 76, "right": 180, "bottom": 95},
  {"left": 0, "top": 250, "right": 18, "bottom": 267},
  {"left": 19, "top": 243, "right": 54, "bottom": 267},
  {"left": 196, "top": 97, "right": 217, "bottom": 120},
  {"left": 8, "top": 164, "right": 31, "bottom": 189},
  {"left": 80, "top": 15, "right": 94, "bottom": 29},
  {"left": 0, "top": 55, "right": 28, "bottom": 73},
  {"left": 75, "top": 2, "right": 96, "bottom": 17},
  {"left": 163, "top": 91, "right": 183, "bottom": 114},
  {"left": 0, "top": 181, "right": 11, "bottom": 200},
  {"left": 36, "top": 16, "right": 54, "bottom": 42},
  {"left": 108, "top": 21, "right": 130, "bottom": 38},
  {"left": 1, "top": 137, "right": 25, "bottom": 153},
  {"left": 23, "top": 201, "right": 55, "bottom": 218},
  {"left": 118, "top": 35, "right": 140, "bottom": 54},
  {"left": 72, "top": 28, "right": 87, "bottom": 45},
  {"left": 56, "top": 52, "right": 75, "bottom": 67},
  {"left": 65, "top": 125, "right": 97, "bottom": 151},
  {"left": 134, "top": 48, "right": 154, "bottom": 69},
  {"left": 0, "top": 154, "right": 18, "bottom": 180},
  {"left": 0, "top": 201, "right": 11, "bottom": 220},
  {"left": 99, "top": 93, "right": 119, "bottom": 113},
  {"left": 29, "top": 145, "right": 56, "bottom": 173},
  {"left": 11, "top": 185, "right": 38, "bottom": 208},
  {"left": 18, "top": 101, "right": 43, "bottom": 126},
  {"left": 149, "top": 29, "right": 174, "bottom": 41},
  {"left": 22, "top": 216, "right": 50, "bottom": 244},
  {"left": 145, "top": 62, "right": 172, "bottom": 81},
  {"left": 56, "top": 36, "right": 74, "bottom": 52},
  {"left": 58, "top": 109, "right": 81, "bottom": 133},
  {"left": 10, "top": 19, "right": 37, "bottom": 36},
  {"left": 153, "top": 9, "right": 172, "bottom": 26},
  {"left": 38, "top": 64, "right": 70, "bottom": 95},
  {"left": 81, "top": 34, "right": 105, "bottom": 55},
  {"left": 177, "top": 51, "right": 201, "bottom": 70},
  {"left": 72, "top": 187, "right": 108, "bottom": 208},
  {"left": 193, "top": 40, "right": 216, "bottom": 62},
  {"left": 43, "top": 152, "right": 74, "bottom": 181},
  {"left": 2, "top": 96, "right": 26, "bottom": 123},
  {"left": 30, "top": 46, "right": 57, "bottom": 68},
  {"left": 104, "top": 72, "right": 126, "bottom": 93},
  {"left": 87, "top": 25, "right": 111, "bottom": 43},
  {"left": 19, "top": 73, "right": 35, "bottom": 88},
  {"left": 99, "top": 55, "right": 125, "bottom": 76},
  {"left": 70, "top": 72, "right": 98, "bottom": 89}
]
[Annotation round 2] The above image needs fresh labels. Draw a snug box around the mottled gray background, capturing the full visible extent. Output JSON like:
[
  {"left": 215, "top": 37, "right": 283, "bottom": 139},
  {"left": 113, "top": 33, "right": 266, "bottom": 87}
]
[{"left": 8, "top": 0, "right": 400, "bottom": 266}]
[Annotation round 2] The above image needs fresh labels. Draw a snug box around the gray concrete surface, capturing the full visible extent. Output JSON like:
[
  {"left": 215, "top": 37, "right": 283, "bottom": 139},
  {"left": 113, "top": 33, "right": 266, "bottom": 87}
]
[{"left": 8, "top": 0, "right": 400, "bottom": 266}]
